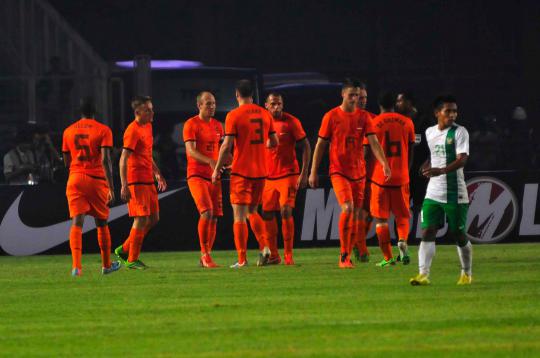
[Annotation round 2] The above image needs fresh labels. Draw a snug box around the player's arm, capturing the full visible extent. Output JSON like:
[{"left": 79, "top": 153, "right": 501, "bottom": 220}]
[
  {"left": 212, "top": 135, "right": 234, "bottom": 183},
  {"left": 422, "top": 153, "right": 468, "bottom": 178},
  {"left": 119, "top": 149, "right": 132, "bottom": 202},
  {"left": 101, "top": 147, "right": 115, "bottom": 205},
  {"left": 267, "top": 132, "right": 279, "bottom": 148},
  {"left": 152, "top": 158, "right": 167, "bottom": 192},
  {"left": 185, "top": 141, "right": 216, "bottom": 170},
  {"left": 367, "top": 134, "right": 392, "bottom": 181},
  {"left": 308, "top": 137, "right": 328, "bottom": 188},
  {"left": 62, "top": 152, "right": 71, "bottom": 169},
  {"left": 297, "top": 138, "right": 311, "bottom": 189}
]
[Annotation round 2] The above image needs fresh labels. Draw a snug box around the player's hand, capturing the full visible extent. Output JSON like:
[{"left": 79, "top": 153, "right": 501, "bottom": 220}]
[
  {"left": 297, "top": 173, "right": 308, "bottom": 190},
  {"left": 107, "top": 189, "right": 115, "bottom": 206},
  {"left": 308, "top": 173, "right": 318, "bottom": 188},
  {"left": 121, "top": 185, "right": 131, "bottom": 202},
  {"left": 422, "top": 167, "right": 445, "bottom": 178},
  {"left": 383, "top": 164, "right": 392, "bottom": 182},
  {"left": 212, "top": 169, "right": 220, "bottom": 184},
  {"left": 156, "top": 173, "right": 167, "bottom": 192}
]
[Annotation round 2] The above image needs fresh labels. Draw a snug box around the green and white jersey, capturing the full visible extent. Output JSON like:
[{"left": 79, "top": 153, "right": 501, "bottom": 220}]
[{"left": 425, "top": 124, "right": 469, "bottom": 204}]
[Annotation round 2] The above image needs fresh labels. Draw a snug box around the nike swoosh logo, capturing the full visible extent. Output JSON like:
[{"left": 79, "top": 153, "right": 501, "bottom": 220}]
[{"left": 0, "top": 187, "right": 185, "bottom": 256}]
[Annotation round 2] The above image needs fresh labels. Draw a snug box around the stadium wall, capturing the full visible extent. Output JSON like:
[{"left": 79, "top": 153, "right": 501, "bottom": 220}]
[{"left": 0, "top": 171, "right": 538, "bottom": 256}]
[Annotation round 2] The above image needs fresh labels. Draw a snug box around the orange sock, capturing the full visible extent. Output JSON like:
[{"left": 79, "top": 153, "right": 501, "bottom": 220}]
[
  {"left": 97, "top": 225, "right": 111, "bottom": 268},
  {"left": 349, "top": 219, "right": 359, "bottom": 253},
  {"left": 127, "top": 228, "right": 146, "bottom": 262},
  {"left": 376, "top": 223, "right": 393, "bottom": 260},
  {"left": 282, "top": 217, "right": 294, "bottom": 255},
  {"left": 233, "top": 222, "right": 248, "bottom": 263},
  {"left": 248, "top": 212, "right": 267, "bottom": 250},
  {"left": 355, "top": 220, "right": 369, "bottom": 256},
  {"left": 69, "top": 225, "right": 83, "bottom": 269},
  {"left": 122, "top": 224, "right": 150, "bottom": 253},
  {"left": 339, "top": 212, "right": 353, "bottom": 255},
  {"left": 265, "top": 216, "right": 279, "bottom": 257},
  {"left": 396, "top": 217, "right": 410, "bottom": 242},
  {"left": 209, "top": 219, "right": 217, "bottom": 251},
  {"left": 198, "top": 216, "right": 212, "bottom": 254}
]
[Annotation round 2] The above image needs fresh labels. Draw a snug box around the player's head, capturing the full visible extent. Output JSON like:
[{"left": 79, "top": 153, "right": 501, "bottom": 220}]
[
  {"left": 131, "top": 95, "right": 153, "bottom": 123},
  {"left": 79, "top": 96, "right": 96, "bottom": 118},
  {"left": 378, "top": 91, "right": 395, "bottom": 111},
  {"left": 357, "top": 82, "right": 368, "bottom": 109},
  {"left": 396, "top": 92, "right": 415, "bottom": 115},
  {"left": 433, "top": 95, "right": 458, "bottom": 127},
  {"left": 341, "top": 78, "right": 363, "bottom": 111},
  {"left": 196, "top": 91, "right": 216, "bottom": 119},
  {"left": 235, "top": 80, "right": 253, "bottom": 100},
  {"left": 265, "top": 92, "right": 283, "bottom": 119}
]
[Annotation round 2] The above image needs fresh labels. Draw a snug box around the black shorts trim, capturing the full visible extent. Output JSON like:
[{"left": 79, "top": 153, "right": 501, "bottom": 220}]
[
  {"left": 330, "top": 172, "right": 365, "bottom": 182},
  {"left": 318, "top": 135, "right": 330, "bottom": 141},
  {"left": 127, "top": 181, "right": 155, "bottom": 186},
  {"left": 122, "top": 147, "right": 134, "bottom": 152},
  {"left": 267, "top": 173, "right": 300, "bottom": 180},
  {"left": 184, "top": 139, "right": 196, "bottom": 143},
  {"left": 230, "top": 173, "right": 267, "bottom": 180},
  {"left": 187, "top": 175, "right": 213, "bottom": 182},
  {"left": 62, "top": 150, "right": 70, "bottom": 153},
  {"left": 295, "top": 136, "right": 307, "bottom": 143},
  {"left": 365, "top": 132, "right": 375, "bottom": 136},
  {"left": 88, "top": 174, "right": 106, "bottom": 181},
  {"left": 370, "top": 180, "right": 406, "bottom": 189},
  {"left": 269, "top": 131, "right": 276, "bottom": 135},
  {"left": 224, "top": 133, "right": 236, "bottom": 137}
]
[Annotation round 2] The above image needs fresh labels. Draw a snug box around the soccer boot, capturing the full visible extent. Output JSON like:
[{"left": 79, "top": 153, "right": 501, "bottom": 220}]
[
  {"left": 126, "top": 260, "right": 148, "bottom": 270},
  {"left": 410, "top": 273, "right": 431, "bottom": 286},
  {"left": 267, "top": 255, "right": 282, "bottom": 265},
  {"left": 200, "top": 253, "right": 219, "bottom": 268},
  {"left": 353, "top": 246, "right": 360, "bottom": 261},
  {"left": 376, "top": 257, "right": 396, "bottom": 267},
  {"left": 256, "top": 247, "right": 271, "bottom": 267},
  {"left": 114, "top": 245, "right": 129, "bottom": 264},
  {"left": 457, "top": 273, "right": 473, "bottom": 285},
  {"left": 102, "top": 261, "right": 122, "bottom": 275},
  {"left": 338, "top": 253, "right": 354, "bottom": 268},
  {"left": 230, "top": 260, "right": 248, "bottom": 268},
  {"left": 284, "top": 253, "right": 295, "bottom": 266},
  {"left": 71, "top": 268, "right": 82, "bottom": 277}
]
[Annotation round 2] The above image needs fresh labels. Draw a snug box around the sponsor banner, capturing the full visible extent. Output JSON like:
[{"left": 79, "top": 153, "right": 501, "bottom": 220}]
[{"left": 0, "top": 171, "right": 539, "bottom": 256}]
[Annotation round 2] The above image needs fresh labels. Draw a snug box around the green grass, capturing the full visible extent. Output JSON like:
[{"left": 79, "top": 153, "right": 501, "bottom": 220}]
[{"left": 1, "top": 244, "right": 540, "bottom": 357}]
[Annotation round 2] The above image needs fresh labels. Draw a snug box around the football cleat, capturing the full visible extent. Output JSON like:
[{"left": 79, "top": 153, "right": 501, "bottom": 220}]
[
  {"left": 102, "top": 261, "right": 122, "bottom": 275},
  {"left": 114, "top": 245, "right": 129, "bottom": 264},
  {"left": 376, "top": 258, "right": 396, "bottom": 267},
  {"left": 457, "top": 273, "right": 473, "bottom": 285},
  {"left": 284, "top": 254, "right": 295, "bottom": 266},
  {"left": 256, "top": 247, "right": 271, "bottom": 267},
  {"left": 230, "top": 261, "right": 248, "bottom": 268},
  {"left": 338, "top": 254, "right": 354, "bottom": 269},
  {"left": 200, "top": 253, "right": 219, "bottom": 268},
  {"left": 71, "top": 268, "right": 82, "bottom": 277},
  {"left": 410, "top": 273, "right": 431, "bottom": 286},
  {"left": 126, "top": 260, "right": 148, "bottom": 270},
  {"left": 267, "top": 255, "right": 282, "bottom": 265}
]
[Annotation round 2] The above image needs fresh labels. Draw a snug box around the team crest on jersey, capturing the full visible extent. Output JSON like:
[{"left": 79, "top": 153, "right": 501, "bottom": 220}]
[{"left": 446, "top": 138, "right": 454, "bottom": 145}]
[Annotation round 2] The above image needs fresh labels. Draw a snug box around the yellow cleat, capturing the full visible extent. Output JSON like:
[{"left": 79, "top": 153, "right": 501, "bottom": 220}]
[
  {"left": 409, "top": 273, "right": 430, "bottom": 286},
  {"left": 457, "top": 273, "right": 472, "bottom": 285}
]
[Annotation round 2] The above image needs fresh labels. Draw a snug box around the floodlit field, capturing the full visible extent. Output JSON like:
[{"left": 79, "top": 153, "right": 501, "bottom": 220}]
[{"left": 1, "top": 244, "right": 539, "bottom": 357}]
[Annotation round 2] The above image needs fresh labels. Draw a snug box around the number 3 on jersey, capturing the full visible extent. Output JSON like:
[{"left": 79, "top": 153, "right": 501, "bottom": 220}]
[{"left": 250, "top": 118, "right": 264, "bottom": 144}]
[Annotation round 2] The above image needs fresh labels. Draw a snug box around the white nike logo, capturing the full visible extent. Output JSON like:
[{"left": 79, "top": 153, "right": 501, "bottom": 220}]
[{"left": 0, "top": 187, "right": 185, "bottom": 256}]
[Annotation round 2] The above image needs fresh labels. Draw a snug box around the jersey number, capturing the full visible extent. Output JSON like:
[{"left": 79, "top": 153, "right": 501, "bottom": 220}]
[
  {"left": 74, "top": 134, "right": 91, "bottom": 161},
  {"left": 384, "top": 131, "right": 401, "bottom": 157},
  {"left": 250, "top": 118, "right": 264, "bottom": 144}
]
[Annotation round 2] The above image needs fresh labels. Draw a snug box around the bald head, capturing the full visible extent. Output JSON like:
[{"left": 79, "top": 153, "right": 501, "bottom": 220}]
[{"left": 197, "top": 91, "right": 216, "bottom": 121}]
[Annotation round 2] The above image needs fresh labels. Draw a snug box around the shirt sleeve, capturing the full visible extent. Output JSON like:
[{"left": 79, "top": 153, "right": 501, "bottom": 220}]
[
  {"left": 123, "top": 125, "right": 139, "bottom": 151},
  {"left": 455, "top": 126, "right": 469, "bottom": 155},
  {"left": 101, "top": 127, "right": 113, "bottom": 148},
  {"left": 363, "top": 116, "right": 374, "bottom": 145},
  {"left": 318, "top": 113, "right": 332, "bottom": 140},
  {"left": 183, "top": 120, "right": 196, "bottom": 143},
  {"left": 408, "top": 120, "right": 416, "bottom": 143},
  {"left": 365, "top": 115, "right": 375, "bottom": 136},
  {"left": 292, "top": 117, "right": 307, "bottom": 141},
  {"left": 62, "top": 130, "right": 69, "bottom": 153},
  {"left": 224, "top": 112, "right": 236, "bottom": 136}
]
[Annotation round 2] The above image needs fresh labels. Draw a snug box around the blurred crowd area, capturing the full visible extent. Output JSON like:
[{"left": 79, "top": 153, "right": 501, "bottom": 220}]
[{"left": 1, "top": 103, "right": 539, "bottom": 186}]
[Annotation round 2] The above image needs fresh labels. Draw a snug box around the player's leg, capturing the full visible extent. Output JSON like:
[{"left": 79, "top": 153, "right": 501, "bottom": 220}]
[
  {"left": 262, "top": 210, "right": 280, "bottom": 264},
  {"left": 247, "top": 180, "right": 271, "bottom": 266},
  {"left": 124, "top": 215, "right": 149, "bottom": 269},
  {"left": 188, "top": 178, "right": 216, "bottom": 267},
  {"left": 445, "top": 203, "right": 472, "bottom": 284},
  {"left": 94, "top": 218, "right": 121, "bottom": 274},
  {"left": 354, "top": 180, "right": 372, "bottom": 261},
  {"left": 231, "top": 204, "right": 250, "bottom": 267},
  {"left": 281, "top": 205, "right": 295, "bottom": 265},
  {"left": 208, "top": 180, "right": 223, "bottom": 253},
  {"left": 70, "top": 215, "right": 85, "bottom": 276},
  {"left": 370, "top": 184, "right": 394, "bottom": 266},
  {"left": 394, "top": 184, "right": 412, "bottom": 264},
  {"left": 331, "top": 176, "right": 355, "bottom": 268},
  {"left": 66, "top": 173, "right": 90, "bottom": 276}
]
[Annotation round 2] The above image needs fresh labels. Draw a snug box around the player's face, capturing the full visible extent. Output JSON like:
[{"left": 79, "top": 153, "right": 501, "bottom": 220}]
[
  {"left": 341, "top": 87, "right": 360, "bottom": 110},
  {"left": 265, "top": 95, "right": 283, "bottom": 118},
  {"left": 137, "top": 101, "right": 154, "bottom": 123},
  {"left": 435, "top": 102, "right": 458, "bottom": 127},
  {"left": 396, "top": 94, "right": 408, "bottom": 113},
  {"left": 358, "top": 89, "right": 368, "bottom": 109},
  {"left": 198, "top": 93, "right": 216, "bottom": 119}
]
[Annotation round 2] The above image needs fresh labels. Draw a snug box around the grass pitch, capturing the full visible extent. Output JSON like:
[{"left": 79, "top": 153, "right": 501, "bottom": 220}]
[{"left": 1, "top": 244, "right": 540, "bottom": 357}]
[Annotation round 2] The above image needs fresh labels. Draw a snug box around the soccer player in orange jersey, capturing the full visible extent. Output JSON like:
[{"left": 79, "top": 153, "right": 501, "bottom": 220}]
[
  {"left": 309, "top": 78, "right": 391, "bottom": 268},
  {"left": 212, "top": 80, "right": 278, "bottom": 268},
  {"left": 115, "top": 96, "right": 167, "bottom": 270},
  {"left": 369, "top": 92, "right": 415, "bottom": 267},
  {"left": 184, "top": 91, "right": 224, "bottom": 268},
  {"left": 62, "top": 97, "right": 120, "bottom": 276},
  {"left": 261, "top": 92, "right": 311, "bottom": 265}
]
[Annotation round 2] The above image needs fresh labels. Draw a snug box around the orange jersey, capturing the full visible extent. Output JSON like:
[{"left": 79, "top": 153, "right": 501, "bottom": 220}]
[
  {"left": 318, "top": 106, "right": 374, "bottom": 180},
  {"left": 225, "top": 103, "right": 275, "bottom": 179},
  {"left": 123, "top": 120, "right": 153, "bottom": 184},
  {"left": 370, "top": 112, "right": 415, "bottom": 186},
  {"left": 183, "top": 115, "right": 224, "bottom": 180},
  {"left": 266, "top": 112, "right": 306, "bottom": 179},
  {"left": 62, "top": 118, "right": 113, "bottom": 177}
]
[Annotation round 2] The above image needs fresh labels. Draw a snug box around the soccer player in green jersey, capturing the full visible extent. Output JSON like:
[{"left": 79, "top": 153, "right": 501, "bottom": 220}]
[{"left": 410, "top": 95, "right": 473, "bottom": 286}]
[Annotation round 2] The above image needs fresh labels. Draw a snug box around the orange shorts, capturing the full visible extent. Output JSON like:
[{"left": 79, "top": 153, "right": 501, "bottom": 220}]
[
  {"left": 331, "top": 175, "right": 365, "bottom": 207},
  {"left": 127, "top": 184, "right": 159, "bottom": 217},
  {"left": 66, "top": 173, "right": 110, "bottom": 219},
  {"left": 188, "top": 177, "right": 223, "bottom": 216},
  {"left": 370, "top": 183, "right": 411, "bottom": 219},
  {"left": 230, "top": 175, "right": 265, "bottom": 206},
  {"left": 362, "top": 179, "right": 372, "bottom": 211},
  {"left": 262, "top": 175, "right": 298, "bottom": 211}
]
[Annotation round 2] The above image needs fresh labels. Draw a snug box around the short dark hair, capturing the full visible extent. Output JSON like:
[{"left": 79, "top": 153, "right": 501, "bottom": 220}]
[
  {"left": 79, "top": 97, "right": 96, "bottom": 117},
  {"left": 378, "top": 92, "right": 395, "bottom": 110},
  {"left": 433, "top": 95, "right": 457, "bottom": 112},
  {"left": 131, "top": 95, "right": 152, "bottom": 111},
  {"left": 398, "top": 91, "right": 416, "bottom": 106},
  {"left": 266, "top": 92, "right": 282, "bottom": 101},
  {"left": 236, "top": 80, "right": 253, "bottom": 98},
  {"left": 342, "top": 78, "right": 366, "bottom": 90}
]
